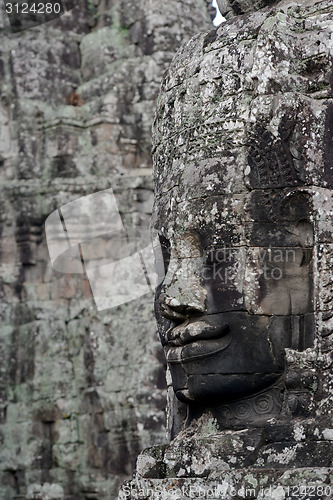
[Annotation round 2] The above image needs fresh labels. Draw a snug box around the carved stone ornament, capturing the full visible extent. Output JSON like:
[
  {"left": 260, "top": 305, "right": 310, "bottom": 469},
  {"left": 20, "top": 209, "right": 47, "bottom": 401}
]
[{"left": 118, "top": 0, "right": 333, "bottom": 497}]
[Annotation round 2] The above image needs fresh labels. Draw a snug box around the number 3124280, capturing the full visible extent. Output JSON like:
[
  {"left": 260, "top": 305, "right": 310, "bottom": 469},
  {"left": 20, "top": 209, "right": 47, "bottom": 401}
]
[{"left": 5, "top": 3, "right": 61, "bottom": 14}]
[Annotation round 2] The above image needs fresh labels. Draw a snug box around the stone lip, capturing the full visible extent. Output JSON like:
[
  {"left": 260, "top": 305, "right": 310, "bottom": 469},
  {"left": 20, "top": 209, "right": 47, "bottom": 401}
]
[
  {"left": 166, "top": 318, "right": 230, "bottom": 347},
  {"left": 164, "top": 337, "right": 231, "bottom": 364},
  {"left": 165, "top": 335, "right": 232, "bottom": 363}
]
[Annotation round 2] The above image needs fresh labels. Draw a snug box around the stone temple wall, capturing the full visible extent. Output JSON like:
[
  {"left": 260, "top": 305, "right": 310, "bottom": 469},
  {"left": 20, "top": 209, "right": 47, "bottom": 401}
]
[{"left": 0, "top": 2, "right": 213, "bottom": 499}]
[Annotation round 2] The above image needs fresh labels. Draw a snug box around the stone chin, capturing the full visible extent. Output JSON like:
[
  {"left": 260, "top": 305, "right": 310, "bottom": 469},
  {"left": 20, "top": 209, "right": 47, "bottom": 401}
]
[
  {"left": 216, "top": 0, "right": 279, "bottom": 18},
  {"left": 172, "top": 371, "right": 282, "bottom": 406}
]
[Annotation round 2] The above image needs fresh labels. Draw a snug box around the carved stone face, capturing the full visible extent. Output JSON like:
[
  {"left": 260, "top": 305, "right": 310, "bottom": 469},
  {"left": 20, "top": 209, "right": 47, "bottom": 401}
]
[
  {"left": 154, "top": 186, "right": 315, "bottom": 407},
  {"left": 151, "top": 0, "right": 331, "bottom": 416}
]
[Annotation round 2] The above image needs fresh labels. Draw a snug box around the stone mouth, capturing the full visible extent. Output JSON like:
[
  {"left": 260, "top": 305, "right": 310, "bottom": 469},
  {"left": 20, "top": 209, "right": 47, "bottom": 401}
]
[
  {"left": 165, "top": 337, "right": 232, "bottom": 364},
  {"left": 166, "top": 318, "right": 230, "bottom": 347},
  {"left": 165, "top": 324, "right": 231, "bottom": 364}
]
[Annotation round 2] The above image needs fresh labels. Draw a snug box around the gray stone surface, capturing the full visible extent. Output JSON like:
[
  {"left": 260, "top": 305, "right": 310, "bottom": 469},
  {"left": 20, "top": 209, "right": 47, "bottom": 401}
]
[{"left": 0, "top": 2, "right": 213, "bottom": 499}]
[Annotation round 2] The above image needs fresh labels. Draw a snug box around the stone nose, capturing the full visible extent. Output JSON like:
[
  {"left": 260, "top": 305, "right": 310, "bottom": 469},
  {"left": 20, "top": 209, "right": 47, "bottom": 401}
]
[
  {"left": 158, "top": 240, "right": 208, "bottom": 319},
  {"left": 158, "top": 293, "right": 188, "bottom": 320},
  {"left": 158, "top": 291, "right": 206, "bottom": 320}
]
